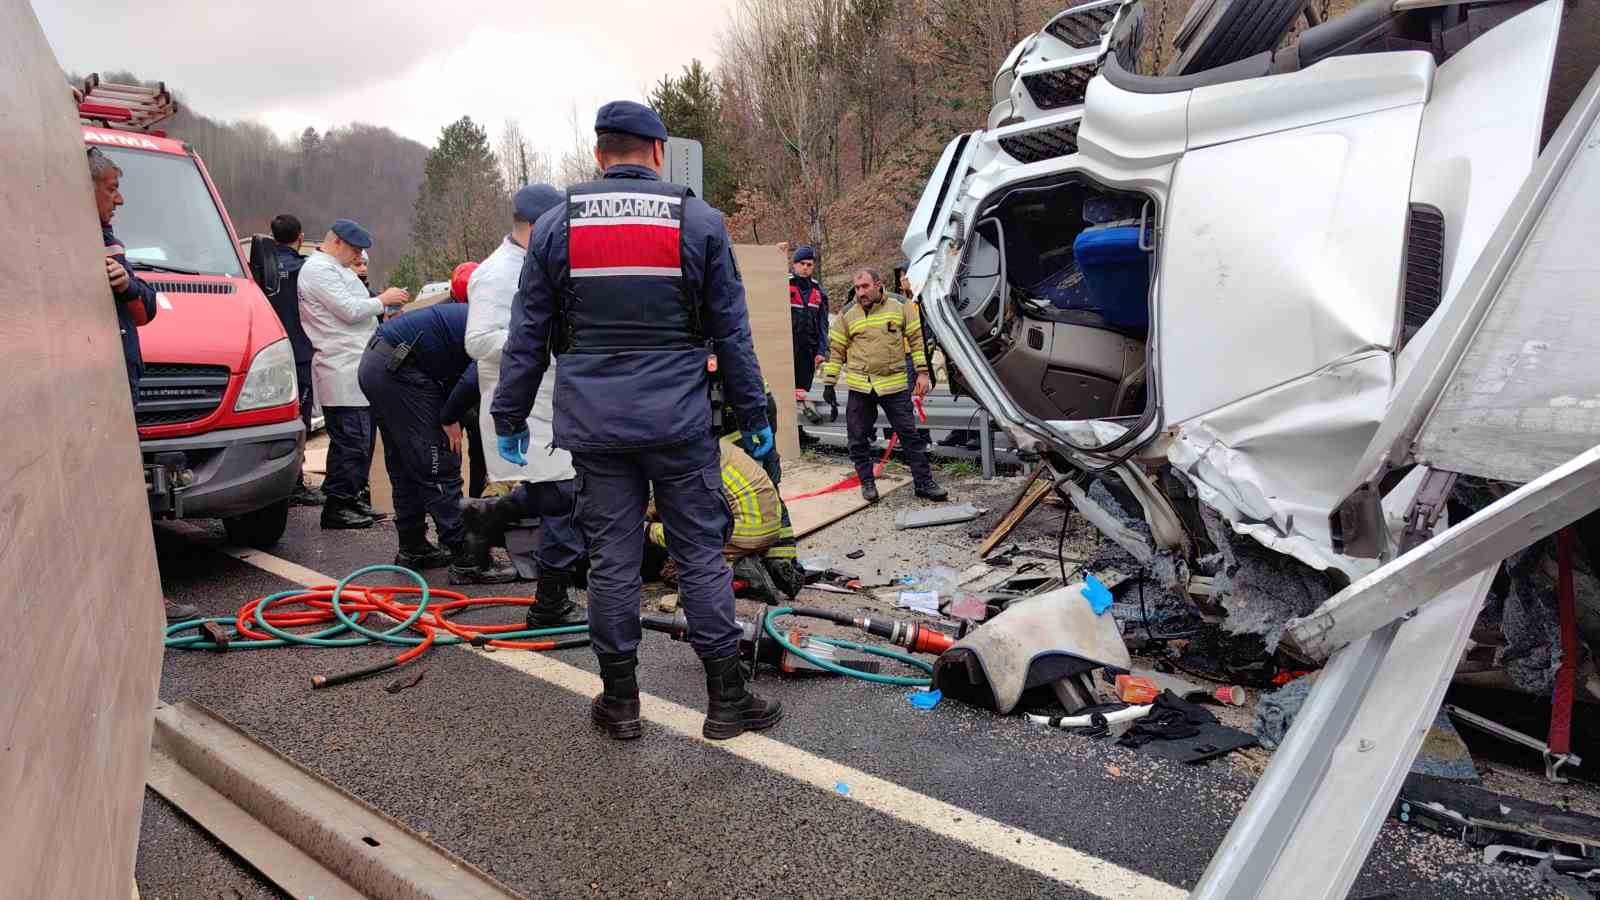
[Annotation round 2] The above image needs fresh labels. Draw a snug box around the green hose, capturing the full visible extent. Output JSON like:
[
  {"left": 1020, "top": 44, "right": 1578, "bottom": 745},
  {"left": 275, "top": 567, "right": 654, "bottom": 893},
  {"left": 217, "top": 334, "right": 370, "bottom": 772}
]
[{"left": 761, "top": 606, "right": 934, "bottom": 687}]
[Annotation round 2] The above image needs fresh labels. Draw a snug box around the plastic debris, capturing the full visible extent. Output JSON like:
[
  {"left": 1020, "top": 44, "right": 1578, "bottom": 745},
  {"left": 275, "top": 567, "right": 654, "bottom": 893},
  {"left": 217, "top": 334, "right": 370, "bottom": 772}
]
[
  {"left": 1083, "top": 574, "right": 1113, "bottom": 615},
  {"left": 846, "top": 549, "right": 866, "bottom": 560},
  {"left": 894, "top": 503, "right": 987, "bottom": 530},
  {"left": 908, "top": 689, "right": 943, "bottom": 710},
  {"left": 834, "top": 781, "right": 851, "bottom": 795},
  {"left": 897, "top": 590, "right": 940, "bottom": 616}
]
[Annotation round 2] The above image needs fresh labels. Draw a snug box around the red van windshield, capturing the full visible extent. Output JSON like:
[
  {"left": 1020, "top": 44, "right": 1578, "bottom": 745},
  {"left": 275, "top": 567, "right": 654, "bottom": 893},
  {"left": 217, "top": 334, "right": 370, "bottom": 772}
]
[{"left": 99, "top": 146, "right": 244, "bottom": 278}]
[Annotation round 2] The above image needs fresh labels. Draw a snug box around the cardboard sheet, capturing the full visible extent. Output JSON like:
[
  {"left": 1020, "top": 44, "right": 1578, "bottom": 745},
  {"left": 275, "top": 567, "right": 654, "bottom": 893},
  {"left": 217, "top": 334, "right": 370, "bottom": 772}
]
[
  {"left": 732, "top": 244, "right": 801, "bottom": 462},
  {"left": 2, "top": 6, "right": 165, "bottom": 894}
]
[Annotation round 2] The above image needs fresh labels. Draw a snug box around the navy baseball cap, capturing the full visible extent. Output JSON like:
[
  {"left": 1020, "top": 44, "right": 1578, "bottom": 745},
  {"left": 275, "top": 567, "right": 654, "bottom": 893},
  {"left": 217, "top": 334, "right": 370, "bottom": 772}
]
[
  {"left": 793, "top": 245, "right": 817, "bottom": 263},
  {"left": 330, "top": 218, "right": 372, "bottom": 249},
  {"left": 513, "top": 184, "right": 564, "bottom": 224},
  {"left": 594, "top": 100, "right": 668, "bottom": 143}
]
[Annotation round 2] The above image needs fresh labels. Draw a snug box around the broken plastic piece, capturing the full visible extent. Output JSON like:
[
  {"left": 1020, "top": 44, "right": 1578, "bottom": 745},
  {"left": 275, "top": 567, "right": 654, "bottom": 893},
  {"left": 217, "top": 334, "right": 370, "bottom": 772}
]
[
  {"left": 908, "top": 689, "right": 943, "bottom": 710},
  {"left": 894, "top": 503, "right": 987, "bottom": 530}
]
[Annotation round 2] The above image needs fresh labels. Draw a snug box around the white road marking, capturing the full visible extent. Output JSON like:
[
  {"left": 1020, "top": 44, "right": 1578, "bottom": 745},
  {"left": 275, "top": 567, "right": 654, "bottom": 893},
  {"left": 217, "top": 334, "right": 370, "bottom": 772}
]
[{"left": 171, "top": 526, "right": 1186, "bottom": 899}]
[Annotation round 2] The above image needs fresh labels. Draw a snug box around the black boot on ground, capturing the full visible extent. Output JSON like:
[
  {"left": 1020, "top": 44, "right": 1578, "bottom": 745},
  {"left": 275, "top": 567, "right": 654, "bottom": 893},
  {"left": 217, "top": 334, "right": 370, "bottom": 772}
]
[
  {"left": 447, "top": 543, "right": 519, "bottom": 585},
  {"left": 353, "top": 490, "right": 389, "bottom": 522},
  {"left": 914, "top": 480, "right": 949, "bottom": 502},
  {"left": 289, "top": 480, "right": 325, "bottom": 507},
  {"left": 163, "top": 597, "right": 202, "bottom": 623},
  {"left": 591, "top": 651, "right": 642, "bottom": 740},
  {"left": 320, "top": 498, "right": 375, "bottom": 530},
  {"left": 395, "top": 536, "right": 452, "bottom": 569},
  {"left": 732, "top": 556, "right": 781, "bottom": 606},
  {"left": 798, "top": 428, "right": 820, "bottom": 447},
  {"left": 860, "top": 479, "right": 879, "bottom": 503},
  {"left": 702, "top": 653, "right": 783, "bottom": 740},
  {"left": 527, "top": 568, "right": 586, "bottom": 627}
]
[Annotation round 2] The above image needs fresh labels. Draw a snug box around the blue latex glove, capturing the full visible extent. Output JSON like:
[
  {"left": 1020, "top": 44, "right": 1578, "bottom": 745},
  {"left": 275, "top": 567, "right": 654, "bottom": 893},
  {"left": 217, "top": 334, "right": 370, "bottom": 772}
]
[
  {"left": 497, "top": 429, "right": 530, "bottom": 466},
  {"left": 1083, "top": 574, "right": 1113, "bottom": 615},
  {"left": 743, "top": 426, "right": 775, "bottom": 459}
]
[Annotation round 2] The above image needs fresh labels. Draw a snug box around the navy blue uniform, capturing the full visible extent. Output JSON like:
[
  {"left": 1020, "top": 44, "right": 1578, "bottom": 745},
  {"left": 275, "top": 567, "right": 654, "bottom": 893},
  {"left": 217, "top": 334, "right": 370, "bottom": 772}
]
[
  {"left": 265, "top": 245, "right": 314, "bottom": 428},
  {"left": 789, "top": 274, "right": 828, "bottom": 391},
  {"left": 104, "top": 225, "right": 158, "bottom": 399},
  {"left": 358, "top": 304, "right": 479, "bottom": 549},
  {"left": 492, "top": 164, "right": 769, "bottom": 659}
]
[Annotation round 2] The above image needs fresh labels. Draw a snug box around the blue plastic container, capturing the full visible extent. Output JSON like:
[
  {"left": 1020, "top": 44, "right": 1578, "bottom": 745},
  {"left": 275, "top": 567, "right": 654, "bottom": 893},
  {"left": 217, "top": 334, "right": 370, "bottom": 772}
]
[{"left": 1072, "top": 226, "right": 1150, "bottom": 329}]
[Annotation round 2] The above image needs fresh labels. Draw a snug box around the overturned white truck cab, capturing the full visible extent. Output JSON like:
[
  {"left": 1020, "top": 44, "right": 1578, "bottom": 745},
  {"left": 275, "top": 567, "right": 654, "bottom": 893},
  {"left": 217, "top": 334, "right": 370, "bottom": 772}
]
[{"left": 906, "top": 0, "right": 1598, "bottom": 657}]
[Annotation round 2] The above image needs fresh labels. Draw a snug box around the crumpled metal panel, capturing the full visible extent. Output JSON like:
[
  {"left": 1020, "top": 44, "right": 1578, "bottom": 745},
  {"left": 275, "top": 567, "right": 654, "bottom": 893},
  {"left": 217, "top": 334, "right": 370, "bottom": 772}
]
[{"left": 1169, "top": 352, "right": 1393, "bottom": 577}]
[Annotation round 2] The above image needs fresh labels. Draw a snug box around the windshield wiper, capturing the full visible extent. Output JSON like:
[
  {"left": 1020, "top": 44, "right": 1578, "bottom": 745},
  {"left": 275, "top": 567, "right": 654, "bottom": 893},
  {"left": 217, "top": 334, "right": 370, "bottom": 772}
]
[{"left": 128, "top": 261, "right": 205, "bottom": 276}]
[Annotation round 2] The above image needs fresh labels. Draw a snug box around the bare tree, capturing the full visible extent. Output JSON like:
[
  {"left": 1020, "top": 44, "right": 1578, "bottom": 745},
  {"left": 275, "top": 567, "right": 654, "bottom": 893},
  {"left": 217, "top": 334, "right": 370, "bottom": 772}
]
[
  {"left": 555, "top": 102, "right": 598, "bottom": 188},
  {"left": 496, "top": 119, "right": 556, "bottom": 189}
]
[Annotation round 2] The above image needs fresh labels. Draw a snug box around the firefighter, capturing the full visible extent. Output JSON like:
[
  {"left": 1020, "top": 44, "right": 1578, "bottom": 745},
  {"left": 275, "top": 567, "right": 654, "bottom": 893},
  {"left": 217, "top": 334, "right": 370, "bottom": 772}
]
[
  {"left": 357, "top": 297, "right": 517, "bottom": 585},
  {"left": 492, "top": 100, "right": 781, "bottom": 742},
  {"left": 822, "top": 268, "right": 948, "bottom": 503}
]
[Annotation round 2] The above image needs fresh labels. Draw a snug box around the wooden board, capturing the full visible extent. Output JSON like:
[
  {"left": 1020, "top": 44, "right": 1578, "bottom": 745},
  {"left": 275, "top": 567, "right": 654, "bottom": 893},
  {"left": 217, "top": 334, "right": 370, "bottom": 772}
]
[
  {"left": 732, "top": 245, "right": 801, "bottom": 463},
  {"left": 782, "top": 461, "right": 910, "bottom": 538},
  {"left": 1, "top": 5, "right": 165, "bottom": 895},
  {"left": 978, "top": 463, "right": 1054, "bottom": 557}
]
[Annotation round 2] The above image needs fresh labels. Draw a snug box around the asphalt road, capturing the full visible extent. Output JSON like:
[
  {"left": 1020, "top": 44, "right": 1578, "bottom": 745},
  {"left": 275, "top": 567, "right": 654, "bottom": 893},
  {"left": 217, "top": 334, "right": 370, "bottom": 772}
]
[{"left": 138, "top": 474, "right": 1559, "bottom": 900}]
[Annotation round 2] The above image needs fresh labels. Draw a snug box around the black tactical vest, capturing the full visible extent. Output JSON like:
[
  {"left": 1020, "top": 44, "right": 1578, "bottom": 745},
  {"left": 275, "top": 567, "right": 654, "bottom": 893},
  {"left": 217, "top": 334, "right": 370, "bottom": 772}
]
[{"left": 561, "top": 179, "right": 700, "bottom": 353}]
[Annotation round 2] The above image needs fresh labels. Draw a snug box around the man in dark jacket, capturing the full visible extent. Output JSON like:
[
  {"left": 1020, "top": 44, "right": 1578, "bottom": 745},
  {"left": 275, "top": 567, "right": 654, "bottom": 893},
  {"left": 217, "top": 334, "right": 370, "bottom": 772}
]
[
  {"left": 91, "top": 146, "right": 201, "bottom": 624},
  {"left": 493, "top": 101, "right": 782, "bottom": 743},
  {"left": 358, "top": 300, "right": 518, "bottom": 585},
  {"left": 91, "top": 147, "right": 157, "bottom": 401},
  {"left": 264, "top": 214, "right": 322, "bottom": 506}
]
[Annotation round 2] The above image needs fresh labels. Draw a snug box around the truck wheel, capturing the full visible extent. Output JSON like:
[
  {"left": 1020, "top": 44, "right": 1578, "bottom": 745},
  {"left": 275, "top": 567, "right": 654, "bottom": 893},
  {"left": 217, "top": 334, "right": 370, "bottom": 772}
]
[
  {"left": 223, "top": 499, "right": 289, "bottom": 549},
  {"left": 1168, "top": 0, "right": 1308, "bottom": 75}
]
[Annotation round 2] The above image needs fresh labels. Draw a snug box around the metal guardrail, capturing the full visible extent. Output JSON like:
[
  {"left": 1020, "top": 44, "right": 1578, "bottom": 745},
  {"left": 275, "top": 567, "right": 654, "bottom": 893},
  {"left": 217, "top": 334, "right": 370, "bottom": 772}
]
[{"left": 797, "top": 386, "right": 1019, "bottom": 477}]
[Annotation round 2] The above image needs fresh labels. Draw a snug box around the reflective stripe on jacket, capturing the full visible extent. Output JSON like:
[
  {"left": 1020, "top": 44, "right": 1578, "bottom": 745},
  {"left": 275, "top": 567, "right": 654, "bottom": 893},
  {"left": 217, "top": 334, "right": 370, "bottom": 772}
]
[{"left": 822, "top": 292, "right": 927, "bottom": 395}]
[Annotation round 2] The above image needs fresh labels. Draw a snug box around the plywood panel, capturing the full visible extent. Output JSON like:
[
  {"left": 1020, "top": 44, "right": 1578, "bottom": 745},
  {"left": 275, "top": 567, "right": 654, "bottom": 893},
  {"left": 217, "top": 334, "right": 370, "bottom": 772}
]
[
  {"left": 733, "top": 245, "right": 801, "bottom": 463},
  {"left": 0, "top": 5, "right": 165, "bottom": 896},
  {"left": 783, "top": 461, "right": 910, "bottom": 538}
]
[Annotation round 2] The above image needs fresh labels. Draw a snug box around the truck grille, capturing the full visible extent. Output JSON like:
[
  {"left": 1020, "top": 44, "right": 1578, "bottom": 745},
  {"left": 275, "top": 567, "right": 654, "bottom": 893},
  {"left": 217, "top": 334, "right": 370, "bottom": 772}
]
[
  {"left": 136, "top": 363, "right": 230, "bottom": 427},
  {"left": 145, "top": 280, "right": 235, "bottom": 294},
  {"left": 1044, "top": 3, "right": 1118, "bottom": 48},
  {"left": 1023, "top": 66, "right": 1094, "bottom": 110},
  {"left": 999, "top": 120, "right": 1081, "bottom": 163}
]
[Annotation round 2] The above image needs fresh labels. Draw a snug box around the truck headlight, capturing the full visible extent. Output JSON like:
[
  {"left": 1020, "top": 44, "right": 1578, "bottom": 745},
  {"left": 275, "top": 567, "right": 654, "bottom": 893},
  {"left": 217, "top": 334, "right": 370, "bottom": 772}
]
[{"left": 235, "top": 338, "right": 297, "bottom": 412}]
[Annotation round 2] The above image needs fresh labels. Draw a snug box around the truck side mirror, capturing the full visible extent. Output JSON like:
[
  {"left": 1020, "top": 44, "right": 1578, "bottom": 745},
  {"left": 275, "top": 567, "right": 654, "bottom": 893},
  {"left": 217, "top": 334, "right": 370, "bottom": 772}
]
[{"left": 247, "top": 234, "right": 280, "bottom": 294}]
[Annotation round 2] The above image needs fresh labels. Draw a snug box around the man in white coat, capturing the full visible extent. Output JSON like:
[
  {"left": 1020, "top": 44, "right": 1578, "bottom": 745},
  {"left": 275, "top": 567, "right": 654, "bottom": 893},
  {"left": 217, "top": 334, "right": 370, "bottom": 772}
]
[
  {"left": 460, "top": 185, "right": 586, "bottom": 627},
  {"left": 298, "top": 218, "right": 408, "bottom": 529}
]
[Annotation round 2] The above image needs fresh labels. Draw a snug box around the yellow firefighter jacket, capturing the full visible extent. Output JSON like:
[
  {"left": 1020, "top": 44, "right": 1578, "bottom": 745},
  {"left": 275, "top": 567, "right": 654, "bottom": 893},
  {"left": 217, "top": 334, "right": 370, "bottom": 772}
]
[{"left": 822, "top": 292, "right": 927, "bottom": 395}]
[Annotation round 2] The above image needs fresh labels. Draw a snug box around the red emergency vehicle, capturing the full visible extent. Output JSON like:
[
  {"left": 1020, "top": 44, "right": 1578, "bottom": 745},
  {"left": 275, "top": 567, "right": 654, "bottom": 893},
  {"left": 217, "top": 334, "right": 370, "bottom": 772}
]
[{"left": 81, "top": 76, "right": 302, "bottom": 547}]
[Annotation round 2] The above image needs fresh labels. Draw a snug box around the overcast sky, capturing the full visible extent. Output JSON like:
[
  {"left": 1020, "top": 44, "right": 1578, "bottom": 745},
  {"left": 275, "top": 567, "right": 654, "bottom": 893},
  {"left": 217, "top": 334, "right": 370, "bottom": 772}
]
[{"left": 36, "top": 0, "right": 736, "bottom": 153}]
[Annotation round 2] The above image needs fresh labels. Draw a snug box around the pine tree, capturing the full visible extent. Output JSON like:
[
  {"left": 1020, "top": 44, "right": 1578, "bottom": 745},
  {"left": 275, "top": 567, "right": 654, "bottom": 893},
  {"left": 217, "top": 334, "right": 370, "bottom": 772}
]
[
  {"left": 411, "top": 116, "right": 507, "bottom": 281},
  {"left": 649, "top": 61, "right": 733, "bottom": 209}
]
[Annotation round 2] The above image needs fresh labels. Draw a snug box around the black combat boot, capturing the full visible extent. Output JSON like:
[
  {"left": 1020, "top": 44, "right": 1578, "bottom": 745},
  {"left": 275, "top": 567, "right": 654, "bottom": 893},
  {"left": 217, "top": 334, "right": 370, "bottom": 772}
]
[
  {"left": 764, "top": 558, "right": 806, "bottom": 601},
  {"left": 860, "top": 479, "right": 879, "bottom": 503},
  {"left": 320, "top": 498, "right": 375, "bottom": 530},
  {"left": 353, "top": 488, "right": 389, "bottom": 522},
  {"left": 591, "top": 651, "right": 642, "bottom": 740},
  {"left": 395, "top": 535, "right": 452, "bottom": 569},
  {"left": 460, "top": 493, "right": 519, "bottom": 559},
  {"left": 732, "top": 556, "right": 781, "bottom": 606},
  {"left": 527, "top": 568, "right": 586, "bottom": 627},
  {"left": 447, "top": 542, "right": 519, "bottom": 585},
  {"left": 702, "top": 653, "right": 783, "bottom": 740},
  {"left": 914, "top": 481, "right": 949, "bottom": 501},
  {"left": 289, "top": 479, "right": 325, "bottom": 507}
]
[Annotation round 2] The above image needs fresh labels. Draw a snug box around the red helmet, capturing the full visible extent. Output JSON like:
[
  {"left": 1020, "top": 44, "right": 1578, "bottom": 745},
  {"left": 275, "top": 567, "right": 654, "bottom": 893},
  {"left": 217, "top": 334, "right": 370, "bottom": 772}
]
[{"left": 450, "top": 261, "right": 479, "bottom": 302}]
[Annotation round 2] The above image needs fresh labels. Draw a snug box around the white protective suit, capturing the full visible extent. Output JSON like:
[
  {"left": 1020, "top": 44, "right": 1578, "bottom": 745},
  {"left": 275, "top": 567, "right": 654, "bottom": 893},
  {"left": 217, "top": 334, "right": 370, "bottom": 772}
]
[
  {"left": 298, "top": 250, "right": 382, "bottom": 407},
  {"left": 465, "top": 235, "right": 573, "bottom": 484}
]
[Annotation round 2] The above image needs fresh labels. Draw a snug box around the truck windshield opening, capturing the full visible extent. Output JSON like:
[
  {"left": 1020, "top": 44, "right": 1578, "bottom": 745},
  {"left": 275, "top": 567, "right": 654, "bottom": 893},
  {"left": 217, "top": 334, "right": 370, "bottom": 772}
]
[{"left": 101, "top": 146, "right": 244, "bottom": 278}]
